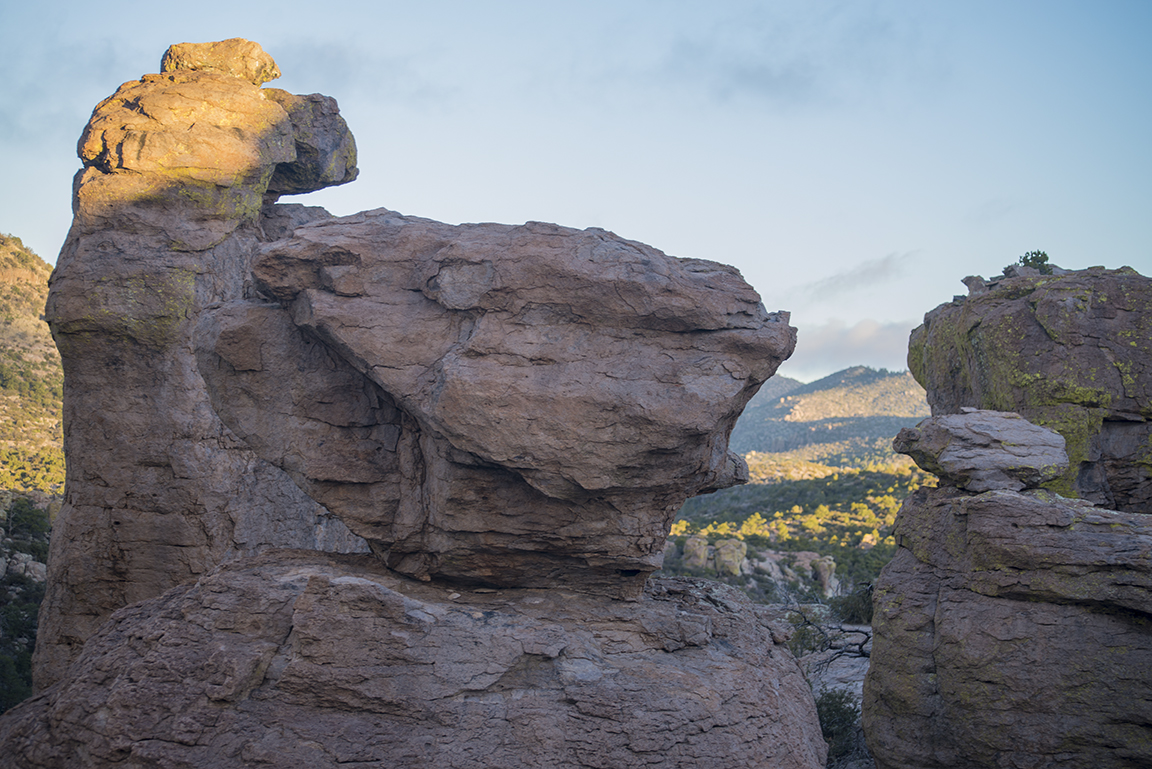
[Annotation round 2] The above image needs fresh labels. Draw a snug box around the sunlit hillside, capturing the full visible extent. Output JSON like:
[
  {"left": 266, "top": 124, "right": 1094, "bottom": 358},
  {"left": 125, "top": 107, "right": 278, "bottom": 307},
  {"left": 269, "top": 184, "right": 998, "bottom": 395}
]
[{"left": 0, "top": 234, "right": 62, "bottom": 493}]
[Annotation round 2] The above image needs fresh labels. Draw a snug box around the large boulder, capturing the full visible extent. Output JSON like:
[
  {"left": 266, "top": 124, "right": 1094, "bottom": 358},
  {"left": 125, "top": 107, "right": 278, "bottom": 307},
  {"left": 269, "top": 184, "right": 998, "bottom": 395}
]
[
  {"left": 17, "top": 38, "right": 820, "bottom": 769},
  {"left": 196, "top": 209, "right": 795, "bottom": 597},
  {"left": 866, "top": 362, "right": 1152, "bottom": 766},
  {"left": 0, "top": 551, "right": 828, "bottom": 769},
  {"left": 893, "top": 408, "right": 1068, "bottom": 492},
  {"left": 37, "top": 39, "right": 366, "bottom": 688},
  {"left": 863, "top": 486, "right": 1152, "bottom": 769},
  {"left": 908, "top": 266, "right": 1152, "bottom": 511}
]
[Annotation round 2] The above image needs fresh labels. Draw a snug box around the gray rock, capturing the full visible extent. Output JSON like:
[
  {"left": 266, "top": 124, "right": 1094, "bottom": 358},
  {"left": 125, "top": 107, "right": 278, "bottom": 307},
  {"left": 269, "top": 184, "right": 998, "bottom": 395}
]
[
  {"left": 862, "top": 486, "right": 1152, "bottom": 769},
  {"left": 0, "top": 551, "right": 828, "bottom": 769},
  {"left": 908, "top": 266, "right": 1152, "bottom": 511},
  {"left": 893, "top": 408, "right": 1068, "bottom": 492}
]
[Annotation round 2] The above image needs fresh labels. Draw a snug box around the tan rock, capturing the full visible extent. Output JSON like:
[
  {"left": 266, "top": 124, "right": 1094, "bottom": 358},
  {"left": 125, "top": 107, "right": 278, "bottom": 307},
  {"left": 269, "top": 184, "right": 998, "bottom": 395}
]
[
  {"left": 160, "top": 38, "right": 281, "bottom": 85},
  {"left": 36, "top": 45, "right": 363, "bottom": 689},
  {"left": 713, "top": 538, "right": 747, "bottom": 576},
  {"left": 682, "top": 536, "right": 709, "bottom": 570},
  {"left": 1, "top": 551, "right": 828, "bottom": 769}
]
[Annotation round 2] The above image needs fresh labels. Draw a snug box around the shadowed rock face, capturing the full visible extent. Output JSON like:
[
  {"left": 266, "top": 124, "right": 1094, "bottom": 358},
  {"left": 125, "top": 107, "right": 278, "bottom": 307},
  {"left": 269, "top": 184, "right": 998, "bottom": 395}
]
[
  {"left": 22, "top": 40, "right": 816, "bottom": 768},
  {"left": 865, "top": 360, "right": 1152, "bottom": 768},
  {"left": 908, "top": 266, "right": 1152, "bottom": 511},
  {"left": 863, "top": 486, "right": 1152, "bottom": 769}
]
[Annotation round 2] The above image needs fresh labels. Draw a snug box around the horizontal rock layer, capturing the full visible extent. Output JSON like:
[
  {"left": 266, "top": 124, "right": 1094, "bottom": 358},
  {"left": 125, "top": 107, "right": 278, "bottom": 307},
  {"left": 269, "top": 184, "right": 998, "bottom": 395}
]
[
  {"left": 862, "top": 486, "right": 1152, "bottom": 769},
  {"left": 893, "top": 409, "right": 1068, "bottom": 492}
]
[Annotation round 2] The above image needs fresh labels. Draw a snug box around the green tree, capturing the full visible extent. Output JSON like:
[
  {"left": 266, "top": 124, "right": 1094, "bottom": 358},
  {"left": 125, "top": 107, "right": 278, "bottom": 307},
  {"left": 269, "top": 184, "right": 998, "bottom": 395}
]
[{"left": 1017, "top": 250, "right": 1052, "bottom": 274}]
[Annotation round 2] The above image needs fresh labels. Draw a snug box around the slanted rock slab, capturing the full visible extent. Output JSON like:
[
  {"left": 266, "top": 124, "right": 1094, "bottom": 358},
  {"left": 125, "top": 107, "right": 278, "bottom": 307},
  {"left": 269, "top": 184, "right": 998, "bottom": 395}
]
[{"left": 893, "top": 408, "right": 1068, "bottom": 492}]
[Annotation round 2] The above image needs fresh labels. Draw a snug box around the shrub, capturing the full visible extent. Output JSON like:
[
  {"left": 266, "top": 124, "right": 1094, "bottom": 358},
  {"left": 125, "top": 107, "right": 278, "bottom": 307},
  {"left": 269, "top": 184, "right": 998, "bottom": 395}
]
[
  {"left": 828, "top": 583, "right": 874, "bottom": 624},
  {"left": 816, "top": 687, "right": 866, "bottom": 763}
]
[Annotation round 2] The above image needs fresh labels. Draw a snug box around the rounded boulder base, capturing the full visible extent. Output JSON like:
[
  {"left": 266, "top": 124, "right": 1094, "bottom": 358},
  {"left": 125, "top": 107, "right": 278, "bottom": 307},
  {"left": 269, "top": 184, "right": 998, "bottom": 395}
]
[{"left": 1, "top": 551, "right": 828, "bottom": 769}]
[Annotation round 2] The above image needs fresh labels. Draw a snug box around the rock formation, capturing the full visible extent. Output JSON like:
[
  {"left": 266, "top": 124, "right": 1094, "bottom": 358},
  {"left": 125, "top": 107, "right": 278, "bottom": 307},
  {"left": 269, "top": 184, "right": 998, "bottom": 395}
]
[
  {"left": 36, "top": 37, "right": 366, "bottom": 688},
  {"left": 864, "top": 376, "right": 1152, "bottom": 765},
  {"left": 892, "top": 407, "right": 1068, "bottom": 492},
  {"left": 196, "top": 208, "right": 791, "bottom": 598},
  {"left": 3, "top": 40, "right": 826, "bottom": 767},
  {"left": 908, "top": 266, "right": 1152, "bottom": 511},
  {"left": 0, "top": 551, "right": 827, "bottom": 768}
]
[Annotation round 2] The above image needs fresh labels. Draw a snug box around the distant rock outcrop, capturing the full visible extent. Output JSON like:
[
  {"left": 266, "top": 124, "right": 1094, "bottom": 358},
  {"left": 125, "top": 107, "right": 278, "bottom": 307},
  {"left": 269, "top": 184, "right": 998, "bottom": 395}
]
[
  {"left": 5, "top": 40, "right": 825, "bottom": 767},
  {"left": 866, "top": 300, "right": 1152, "bottom": 767},
  {"left": 908, "top": 266, "right": 1152, "bottom": 511}
]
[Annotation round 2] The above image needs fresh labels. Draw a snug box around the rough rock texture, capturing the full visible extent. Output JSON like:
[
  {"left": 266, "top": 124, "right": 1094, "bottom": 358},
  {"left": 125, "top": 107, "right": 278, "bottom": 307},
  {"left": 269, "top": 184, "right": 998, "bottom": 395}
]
[
  {"left": 194, "top": 210, "right": 794, "bottom": 598},
  {"left": 908, "top": 266, "right": 1152, "bottom": 510},
  {"left": 0, "top": 551, "right": 828, "bottom": 769},
  {"left": 160, "top": 38, "right": 282, "bottom": 85},
  {"left": 863, "top": 485, "right": 1152, "bottom": 769},
  {"left": 37, "top": 39, "right": 365, "bottom": 688},
  {"left": 893, "top": 408, "right": 1068, "bottom": 492},
  {"left": 17, "top": 39, "right": 819, "bottom": 768}
]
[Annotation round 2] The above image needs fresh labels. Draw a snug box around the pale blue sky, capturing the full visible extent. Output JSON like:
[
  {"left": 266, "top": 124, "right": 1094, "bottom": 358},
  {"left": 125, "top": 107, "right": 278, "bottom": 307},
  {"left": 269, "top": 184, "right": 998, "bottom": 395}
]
[{"left": 3, "top": 1, "right": 1149, "bottom": 380}]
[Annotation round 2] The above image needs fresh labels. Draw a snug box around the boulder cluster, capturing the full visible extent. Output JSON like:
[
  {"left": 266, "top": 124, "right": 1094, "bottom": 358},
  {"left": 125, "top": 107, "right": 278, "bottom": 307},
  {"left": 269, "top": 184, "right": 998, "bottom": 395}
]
[
  {"left": 0, "top": 41, "right": 827, "bottom": 768},
  {"left": 864, "top": 268, "right": 1152, "bottom": 769}
]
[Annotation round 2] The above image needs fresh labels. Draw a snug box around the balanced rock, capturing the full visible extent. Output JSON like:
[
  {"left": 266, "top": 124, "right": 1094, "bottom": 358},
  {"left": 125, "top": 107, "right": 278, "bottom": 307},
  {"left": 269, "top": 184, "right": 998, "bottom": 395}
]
[
  {"left": 908, "top": 266, "right": 1152, "bottom": 510},
  {"left": 196, "top": 209, "right": 795, "bottom": 597},
  {"left": 37, "top": 39, "right": 365, "bottom": 688},
  {"left": 26, "top": 41, "right": 814, "bottom": 769},
  {"left": 893, "top": 408, "right": 1068, "bottom": 492},
  {"left": 0, "top": 551, "right": 828, "bottom": 769},
  {"left": 160, "top": 38, "right": 282, "bottom": 85},
  {"left": 863, "top": 487, "right": 1152, "bottom": 769}
]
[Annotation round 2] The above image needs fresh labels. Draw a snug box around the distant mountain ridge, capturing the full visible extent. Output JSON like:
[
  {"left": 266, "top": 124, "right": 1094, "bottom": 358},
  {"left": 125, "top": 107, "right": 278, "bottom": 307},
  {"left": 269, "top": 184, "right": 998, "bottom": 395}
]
[{"left": 731, "top": 366, "right": 930, "bottom": 472}]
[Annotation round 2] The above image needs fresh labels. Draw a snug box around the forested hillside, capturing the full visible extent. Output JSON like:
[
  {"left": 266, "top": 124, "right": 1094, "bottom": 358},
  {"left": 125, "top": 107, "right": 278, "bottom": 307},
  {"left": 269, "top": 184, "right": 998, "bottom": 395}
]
[
  {"left": 664, "top": 366, "right": 934, "bottom": 600},
  {"left": 0, "top": 234, "right": 62, "bottom": 493}
]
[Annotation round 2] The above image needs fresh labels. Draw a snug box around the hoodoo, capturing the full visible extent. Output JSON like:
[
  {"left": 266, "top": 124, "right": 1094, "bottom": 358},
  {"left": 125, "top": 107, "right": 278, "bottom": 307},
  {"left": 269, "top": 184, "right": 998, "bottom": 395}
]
[{"left": 0, "top": 40, "right": 826, "bottom": 768}]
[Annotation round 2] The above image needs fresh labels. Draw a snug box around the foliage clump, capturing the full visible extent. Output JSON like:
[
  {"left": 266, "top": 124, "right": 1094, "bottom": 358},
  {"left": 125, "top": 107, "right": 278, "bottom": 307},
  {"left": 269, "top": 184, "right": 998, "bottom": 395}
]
[
  {"left": 0, "top": 495, "right": 52, "bottom": 713},
  {"left": 1008, "top": 250, "right": 1053, "bottom": 275},
  {"left": 816, "top": 687, "right": 870, "bottom": 766}
]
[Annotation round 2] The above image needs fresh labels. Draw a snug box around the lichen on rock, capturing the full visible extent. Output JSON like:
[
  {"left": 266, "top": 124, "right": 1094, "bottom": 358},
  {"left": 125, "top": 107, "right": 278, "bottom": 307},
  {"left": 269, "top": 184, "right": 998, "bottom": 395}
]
[{"left": 908, "top": 265, "right": 1152, "bottom": 511}]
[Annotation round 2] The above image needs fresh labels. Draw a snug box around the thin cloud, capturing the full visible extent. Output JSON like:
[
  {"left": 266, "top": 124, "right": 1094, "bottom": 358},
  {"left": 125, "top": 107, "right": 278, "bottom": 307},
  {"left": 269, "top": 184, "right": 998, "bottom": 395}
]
[
  {"left": 652, "top": 2, "right": 939, "bottom": 109},
  {"left": 778, "top": 318, "right": 918, "bottom": 381},
  {"left": 796, "top": 251, "right": 918, "bottom": 300}
]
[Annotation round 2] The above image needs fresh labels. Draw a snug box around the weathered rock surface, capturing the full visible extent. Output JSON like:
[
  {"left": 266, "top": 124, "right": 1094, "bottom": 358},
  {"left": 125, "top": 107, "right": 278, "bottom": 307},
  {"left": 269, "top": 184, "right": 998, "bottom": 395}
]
[
  {"left": 195, "top": 207, "right": 794, "bottom": 598},
  {"left": 863, "top": 486, "right": 1152, "bottom": 769},
  {"left": 0, "top": 551, "right": 828, "bottom": 769},
  {"left": 17, "top": 38, "right": 820, "bottom": 768},
  {"left": 37, "top": 39, "right": 366, "bottom": 688},
  {"left": 908, "top": 266, "right": 1152, "bottom": 510},
  {"left": 893, "top": 408, "right": 1068, "bottom": 492}
]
